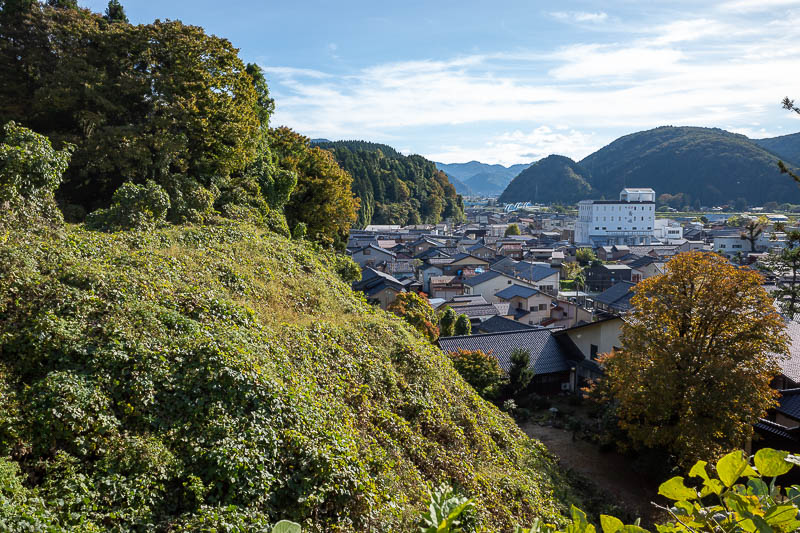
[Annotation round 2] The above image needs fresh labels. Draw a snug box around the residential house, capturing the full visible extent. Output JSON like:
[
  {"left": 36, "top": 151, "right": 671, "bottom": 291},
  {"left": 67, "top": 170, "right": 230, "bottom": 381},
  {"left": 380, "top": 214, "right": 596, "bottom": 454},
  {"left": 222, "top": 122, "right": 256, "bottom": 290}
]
[
  {"left": 438, "top": 329, "right": 591, "bottom": 394},
  {"left": 597, "top": 245, "right": 631, "bottom": 261},
  {"left": 494, "top": 285, "right": 552, "bottom": 325},
  {"left": 352, "top": 267, "right": 405, "bottom": 309},
  {"left": 442, "top": 253, "right": 490, "bottom": 277},
  {"left": 462, "top": 270, "right": 539, "bottom": 303},
  {"left": 430, "top": 275, "right": 464, "bottom": 300},
  {"left": 593, "top": 281, "right": 636, "bottom": 315},
  {"left": 351, "top": 244, "right": 397, "bottom": 268},
  {"left": 584, "top": 264, "right": 633, "bottom": 292},
  {"left": 491, "top": 257, "right": 560, "bottom": 295},
  {"left": 555, "top": 316, "right": 623, "bottom": 363}
]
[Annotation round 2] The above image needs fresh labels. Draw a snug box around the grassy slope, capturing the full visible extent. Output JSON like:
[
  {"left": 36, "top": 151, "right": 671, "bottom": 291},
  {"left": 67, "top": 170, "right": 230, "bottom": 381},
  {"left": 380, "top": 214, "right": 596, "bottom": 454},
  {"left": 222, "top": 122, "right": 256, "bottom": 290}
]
[{"left": 0, "top": 221, "right": 573, "bottom": 532}]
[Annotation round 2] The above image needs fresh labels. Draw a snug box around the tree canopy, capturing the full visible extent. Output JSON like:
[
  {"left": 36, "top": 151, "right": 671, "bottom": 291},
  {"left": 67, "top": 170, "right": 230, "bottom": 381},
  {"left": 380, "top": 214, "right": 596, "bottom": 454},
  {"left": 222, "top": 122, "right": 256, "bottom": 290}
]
[{"left": 594, "top": 251, "right": 788, "bottom": 466}]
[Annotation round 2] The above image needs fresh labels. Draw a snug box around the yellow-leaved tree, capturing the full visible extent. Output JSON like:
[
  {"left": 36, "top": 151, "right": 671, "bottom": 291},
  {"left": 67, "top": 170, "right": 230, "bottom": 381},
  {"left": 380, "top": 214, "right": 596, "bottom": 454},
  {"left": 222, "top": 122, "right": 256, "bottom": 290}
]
[{"left": 595, "top": 251, "right": 788, "bottom": 466}]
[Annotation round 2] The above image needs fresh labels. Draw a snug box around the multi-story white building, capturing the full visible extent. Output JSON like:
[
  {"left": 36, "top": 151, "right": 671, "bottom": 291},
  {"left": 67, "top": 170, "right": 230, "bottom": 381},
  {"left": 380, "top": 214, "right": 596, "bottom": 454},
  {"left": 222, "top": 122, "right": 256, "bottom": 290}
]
[
  {"left": 654, "top": 218, "right": 684, "bottom": 243},
  {"left": 575, "top": 188, "right": 656, "bottom": 247}
]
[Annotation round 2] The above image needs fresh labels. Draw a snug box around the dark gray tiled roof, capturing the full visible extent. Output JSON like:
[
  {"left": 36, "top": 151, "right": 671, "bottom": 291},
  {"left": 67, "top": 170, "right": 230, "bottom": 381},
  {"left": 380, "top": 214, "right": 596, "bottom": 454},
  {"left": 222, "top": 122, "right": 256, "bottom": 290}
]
[
  {"left": 463, "top": 270, "right": 503, "bottom": 287},
  {"left": 492, "top": 259, "right": 559, "bottom": 282},
  {"left": 777, "top": 389, "right": 800, "bottom": 421},
  {"left": 495, "top": 285, "right": 540, "bottom": 300},
  {"left": 438, "top": 329, "right": 571, "bottom": 375},
  {"left": 755, "top": 419, "right": 796, "bottom": 440},
  {"left": 474, "top": 315, "right": 539, "bottom": 334},
  {"left": 594, "top": 281, "right": 636, "bottom": 310},
  {"left": 457, "top": 304, "right": 503, "bottom": 318}
]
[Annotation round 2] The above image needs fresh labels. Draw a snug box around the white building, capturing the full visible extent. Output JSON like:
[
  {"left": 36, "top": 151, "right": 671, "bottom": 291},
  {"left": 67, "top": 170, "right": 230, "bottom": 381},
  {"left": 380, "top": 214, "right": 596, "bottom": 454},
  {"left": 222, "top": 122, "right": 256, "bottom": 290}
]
[
  {"left": 654, "top": 219, "right": 684, "bottom": 243},
  {"left": 575, "top": 188, "right": 656, "bottom": 247}
]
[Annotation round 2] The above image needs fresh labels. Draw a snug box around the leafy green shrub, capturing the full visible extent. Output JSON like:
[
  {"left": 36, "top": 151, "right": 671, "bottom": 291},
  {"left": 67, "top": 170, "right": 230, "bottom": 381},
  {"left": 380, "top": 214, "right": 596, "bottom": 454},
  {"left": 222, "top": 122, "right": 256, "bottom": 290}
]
[
  {"left": 454, "top": 314, "right": 471, "bottom": 336},
  {"left": 0, "top": 121, "right": 73, "bottom": 226},
  {"left": 419, "top": 484, "right": 475, "bottom": 533},
  {"left": 439, "top": 306, "right": 458, "bottom": 337},
  {"left": 388, "top": 291, "right": 439, "bottom": 341},
  {"left": 86, "top": 180, "right": 170, "bottom": 231},
  {"left": 448, "top": 349, "right": 507, "bottom": 400}
]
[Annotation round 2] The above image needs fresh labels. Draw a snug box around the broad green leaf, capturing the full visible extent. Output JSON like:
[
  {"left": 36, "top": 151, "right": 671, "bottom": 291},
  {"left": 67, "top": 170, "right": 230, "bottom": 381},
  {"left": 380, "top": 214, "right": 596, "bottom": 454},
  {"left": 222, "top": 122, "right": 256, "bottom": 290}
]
[
  {"left": 620, "top": 525, "right": 650, "bottom": 533},
  {"left": 689, "top": 460, "right": 710, "bottom": 481},
  {"left": 658, "top": 477, "right": 698, "bottom": 501},
  {"left": 754, "top": 449, "right": 793, "bottom": 477},
  {"left": 700, "top": 479, "right": 725, "bottom": 497},
  {"left": 272, "top": 521, "right": 302, "bottom": 533},
  {"left": 764, "top": 505, "right": 797, "bottom": 526},
  {"left": 600, "top": 515, "right": 623, "bottom": 533},
  {"left": 717, "top": 451, "right": 757, "bottom": 487},
  {"left": 747, "top": 478, "right": 769, "bottom": 497}
]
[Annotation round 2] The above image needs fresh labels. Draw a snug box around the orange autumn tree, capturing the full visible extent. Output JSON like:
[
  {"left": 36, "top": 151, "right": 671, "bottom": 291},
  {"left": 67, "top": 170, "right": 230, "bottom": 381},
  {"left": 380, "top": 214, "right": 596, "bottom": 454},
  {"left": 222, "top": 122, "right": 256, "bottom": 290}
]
[
  {"left": 387, "top": 292, "right": 439, "bottom": 341},
  {"left": 595, "top": 251, "right": 788, "bottom": 466}
]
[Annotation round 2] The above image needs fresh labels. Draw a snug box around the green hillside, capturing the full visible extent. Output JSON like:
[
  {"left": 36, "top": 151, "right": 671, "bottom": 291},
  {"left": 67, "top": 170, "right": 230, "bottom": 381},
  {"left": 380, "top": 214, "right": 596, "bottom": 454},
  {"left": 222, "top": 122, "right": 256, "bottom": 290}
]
[
  {"left": 580, "top": 126, "right": 800, "bottom": 206},
  {"left": 316, "top": 141, "right": 465, "bottom": 227},
  {"left": 0, "top": 217, "right": 576, "bottom": 531},
  {"left": 753, "top": 132, "right": 800, "bottom": 167},
  {"left": 499, "top": 155, "right": 593, "bottom": 204}
]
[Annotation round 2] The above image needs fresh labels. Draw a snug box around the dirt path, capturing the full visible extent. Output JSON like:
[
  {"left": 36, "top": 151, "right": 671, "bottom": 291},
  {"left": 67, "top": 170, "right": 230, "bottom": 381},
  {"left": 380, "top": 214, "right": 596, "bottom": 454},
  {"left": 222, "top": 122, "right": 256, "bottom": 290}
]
[{"left": 522, "top": 423, "right": 661, "bottom": 522}]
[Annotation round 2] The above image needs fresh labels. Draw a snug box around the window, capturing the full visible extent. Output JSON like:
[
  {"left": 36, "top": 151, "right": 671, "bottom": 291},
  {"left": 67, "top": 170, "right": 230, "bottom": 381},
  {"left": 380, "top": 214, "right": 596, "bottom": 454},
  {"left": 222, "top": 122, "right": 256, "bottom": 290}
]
[
  {"left": 590, "top": 344, "right": 599, "bottom": 360},
  {"left": 363, "top": 248, "right": 371, "bottom": 255},
  {"left": 538, "top": 303, "right": 548, "bottom": 311}
]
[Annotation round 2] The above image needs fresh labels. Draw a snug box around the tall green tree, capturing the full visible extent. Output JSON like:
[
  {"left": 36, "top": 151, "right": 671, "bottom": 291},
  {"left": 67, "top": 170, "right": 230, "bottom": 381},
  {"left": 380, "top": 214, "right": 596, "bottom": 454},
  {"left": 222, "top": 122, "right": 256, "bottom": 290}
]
[
  {"left": 270, "top": 127, "right": 358, "bottom": 249},
  {"left": 504, "top": 223, "right": 521, "bottom": 236},
  {"left": 438, "top": 307, "right": 457, "bottom": 338},
  {"left": 103, "top": 0, "right": 127, "bottom": 22},
  {"left": 0, "top": 4, "right": 261, "bottom": 219},
  {"left": 762, "top": 231, "right": 800, "bottom": 319},
  {"left": 507, "top": 349, "right": 534, "bottom": 398},
  {"left": 593, "top": 252, "right": 788, "bottom": 466}
]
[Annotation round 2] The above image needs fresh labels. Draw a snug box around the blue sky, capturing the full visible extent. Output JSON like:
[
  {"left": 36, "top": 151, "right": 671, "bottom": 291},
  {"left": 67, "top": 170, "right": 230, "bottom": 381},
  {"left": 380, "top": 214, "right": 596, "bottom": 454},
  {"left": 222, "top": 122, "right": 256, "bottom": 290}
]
[{"left": 82, "top": 0, "right": 800, "bottom": 165}]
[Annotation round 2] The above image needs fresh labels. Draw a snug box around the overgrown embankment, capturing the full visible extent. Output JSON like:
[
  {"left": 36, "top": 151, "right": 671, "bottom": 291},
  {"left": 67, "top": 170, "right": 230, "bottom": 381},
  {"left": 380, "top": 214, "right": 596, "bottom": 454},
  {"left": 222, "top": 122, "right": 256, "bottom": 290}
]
[{"left": 0, "top": 221, "right": 577, "bottom": 531}]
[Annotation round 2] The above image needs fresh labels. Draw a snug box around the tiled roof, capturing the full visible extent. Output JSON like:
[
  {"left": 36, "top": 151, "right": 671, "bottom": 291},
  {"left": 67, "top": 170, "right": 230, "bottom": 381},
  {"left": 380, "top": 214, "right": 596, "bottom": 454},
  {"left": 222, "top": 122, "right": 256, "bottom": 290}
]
[
  {"left": 755, "top": 419, "right": 796, "bottom": 440},
  {"left": 779, "top": 320, "right": 800, "bottom": 384},
  {"left": 594, "top": 281, "right": 636, "bottom": 311},
  {"left": 777, "top": 389, "right": 800, "bottom": 420},
  {"left": 626, "top": 255, "right": 657, "bottom": 269},
  {"left": 474, "top": 315, "right": 539, "bottom": 334},
  {"left": 462, "top": 270, "right": 503, "bottom": 287},
  {"left": 495, "top": 285, "right": 540, "bottom": 300},
  {"left": 456, "top": 304, "right": 503, "bottom": 318},
  {"left": 438, "top": 329, "right": 571, "bottom": 375}
]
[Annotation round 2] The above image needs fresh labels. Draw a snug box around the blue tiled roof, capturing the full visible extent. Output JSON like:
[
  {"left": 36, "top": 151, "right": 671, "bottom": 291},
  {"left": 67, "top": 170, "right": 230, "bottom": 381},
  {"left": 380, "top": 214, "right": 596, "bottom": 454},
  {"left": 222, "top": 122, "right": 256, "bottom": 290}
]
[
  {"left": 438, "top": 329, "right": 571, "bottom": 375},
  {"left": 495, "top": 285, "right": 540, "bottom": 300}
]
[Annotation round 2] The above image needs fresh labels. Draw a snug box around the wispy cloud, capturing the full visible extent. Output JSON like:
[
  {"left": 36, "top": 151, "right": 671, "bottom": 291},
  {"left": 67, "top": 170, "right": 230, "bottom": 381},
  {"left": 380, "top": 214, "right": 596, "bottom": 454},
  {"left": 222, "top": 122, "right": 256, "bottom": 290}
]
[
  {"left": 265, "top": 6, "right": 800, "bottom": 164},
  {"left": 550, "top": 11, "right": 608, "bottom": 23},
  {"left": 717, "top": 0, "right": 799, "bottom": 13}
]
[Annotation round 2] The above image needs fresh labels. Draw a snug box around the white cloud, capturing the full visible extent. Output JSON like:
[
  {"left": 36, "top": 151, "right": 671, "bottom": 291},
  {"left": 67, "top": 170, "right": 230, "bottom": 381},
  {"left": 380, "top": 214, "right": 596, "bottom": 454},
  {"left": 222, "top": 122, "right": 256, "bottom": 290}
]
[
  {"left": 550, "top": 11, "right": 608, "bottom": 23},
  {"left": 266, "top": 9, "right": 800, "bottom": 163},
  {"left": 426, "top": 127, "right": 598, "bottom": 166},
  {"left": 718, "top": 0, "right": 799, "bottom": 12}
]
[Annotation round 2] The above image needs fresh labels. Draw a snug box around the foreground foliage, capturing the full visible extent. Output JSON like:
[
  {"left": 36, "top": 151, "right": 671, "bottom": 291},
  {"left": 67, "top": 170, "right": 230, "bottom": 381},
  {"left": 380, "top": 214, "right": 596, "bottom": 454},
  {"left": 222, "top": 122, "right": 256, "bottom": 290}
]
[
  {"left": 421, "top": 448, "right": 800, "bottom": 533},
  {"left": 0, "top": 219, "right": 576, "bottom": 531}
]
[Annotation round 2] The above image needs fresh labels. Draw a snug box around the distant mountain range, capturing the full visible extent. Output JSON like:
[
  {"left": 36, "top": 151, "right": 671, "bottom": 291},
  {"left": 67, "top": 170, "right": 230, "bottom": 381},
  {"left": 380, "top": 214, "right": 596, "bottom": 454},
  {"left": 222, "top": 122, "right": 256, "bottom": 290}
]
[
  {"left": 434, "top": 161, "right": 532, "bottom": 196},
  {"left": 498, "top": 126, "right": 800, "bottom": 207}
]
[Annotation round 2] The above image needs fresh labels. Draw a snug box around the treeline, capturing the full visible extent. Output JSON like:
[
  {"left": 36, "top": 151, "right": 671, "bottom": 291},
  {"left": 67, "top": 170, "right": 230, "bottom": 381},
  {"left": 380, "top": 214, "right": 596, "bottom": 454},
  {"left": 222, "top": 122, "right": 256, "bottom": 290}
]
[
  {"left": 315, "top": 140, "right": 465, "bottom": 227},
  {"left": 0, "top": 0, "right": 357, "bottom": 248}
]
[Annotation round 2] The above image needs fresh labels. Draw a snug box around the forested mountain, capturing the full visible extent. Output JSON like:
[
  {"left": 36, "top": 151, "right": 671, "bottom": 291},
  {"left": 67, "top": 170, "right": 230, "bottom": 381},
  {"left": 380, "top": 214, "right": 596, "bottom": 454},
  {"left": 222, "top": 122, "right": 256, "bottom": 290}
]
[
  {"left": 753, "top": 132, "right": 800, "bottom": 166},
  {"left": 499, "top": 155, "right": 593, "bottom": 204},
  {"left": 498, "top": 126, "right": 800, "bottom": 206},
  {"left": 435, "top": 161, "right": 531, "bottom": 195},
  {"left": 316, "top": 140, "right": 465, "bottom": 227}
]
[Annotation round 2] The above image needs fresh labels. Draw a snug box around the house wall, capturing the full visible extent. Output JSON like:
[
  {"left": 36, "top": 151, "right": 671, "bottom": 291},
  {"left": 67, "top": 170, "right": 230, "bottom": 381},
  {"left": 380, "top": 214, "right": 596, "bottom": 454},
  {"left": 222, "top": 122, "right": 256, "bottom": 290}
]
[
  {"left": 465, "top": 275, "right": 537, "bottom": 303},
  {"left": 565, "top": 319, "right": 623, "bottom": 361},
  {"left": 372, "top": 287, "right": 401, "bottom": 310},
  {"left": 352, "top": 248, "right": 394, "bottom": 267}
]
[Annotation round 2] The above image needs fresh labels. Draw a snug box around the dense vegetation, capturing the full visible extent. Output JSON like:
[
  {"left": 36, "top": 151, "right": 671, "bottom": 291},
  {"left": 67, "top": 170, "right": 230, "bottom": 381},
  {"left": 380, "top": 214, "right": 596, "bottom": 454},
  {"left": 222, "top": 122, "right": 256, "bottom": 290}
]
[
  {"left": 315, "top": 140, "right": 464, "bottom": 228},
  {"left": 0, "top": 1, "right": 357, "bottom": 249},
  {"left": 499, "top": 155, "right": 592, "bottom": 205},
  {"left": 435, "top": 161, "right": 531, "bottom": 196},
  {"left": 498, "top": 126, "right": 800, "bottom": 206}
]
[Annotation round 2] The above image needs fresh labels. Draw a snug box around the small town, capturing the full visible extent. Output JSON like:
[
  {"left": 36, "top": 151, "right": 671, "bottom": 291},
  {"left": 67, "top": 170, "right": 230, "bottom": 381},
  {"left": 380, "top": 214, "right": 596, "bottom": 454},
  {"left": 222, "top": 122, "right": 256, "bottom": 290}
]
[{"left": 5, "top": 1, "right": 800, "bottom": 532}]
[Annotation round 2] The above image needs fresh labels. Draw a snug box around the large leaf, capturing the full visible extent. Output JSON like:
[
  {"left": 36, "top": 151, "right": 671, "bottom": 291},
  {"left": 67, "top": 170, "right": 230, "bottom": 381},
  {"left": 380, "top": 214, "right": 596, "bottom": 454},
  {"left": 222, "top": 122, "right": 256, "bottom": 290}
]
[
  {"left": 754, "top": 449, "right": 793, "bottom": 478},
  {"left": 600, "top": 515, "right": 623, "bottom": 533},
  {"left": 658, "top": 477, "right": 698, "bottom": 501},
  {"left": 272, "top": 521, "right": 302, "bottom": 533},
  {"left": 688, "top": 460, "right": 710, "bottom": 481},
  {"left": 717, "top": 451, "right": 757, "bottom": 487}
]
